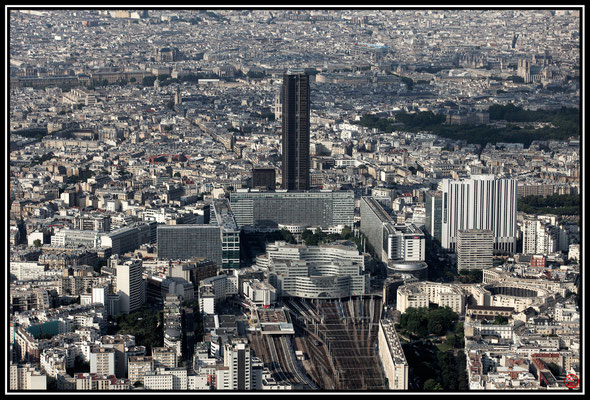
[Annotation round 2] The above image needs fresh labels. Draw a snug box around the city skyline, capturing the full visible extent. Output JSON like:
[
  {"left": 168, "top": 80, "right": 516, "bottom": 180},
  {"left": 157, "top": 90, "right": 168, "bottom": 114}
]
[{"left": 7, "top": 6, "right": 583, "bottom": 394}]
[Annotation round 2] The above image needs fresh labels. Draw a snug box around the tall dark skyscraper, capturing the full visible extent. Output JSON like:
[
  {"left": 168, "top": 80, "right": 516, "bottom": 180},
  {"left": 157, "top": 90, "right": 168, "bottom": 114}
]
[{"left": 281, "top": 70, "right": 310, "bottom": 191}]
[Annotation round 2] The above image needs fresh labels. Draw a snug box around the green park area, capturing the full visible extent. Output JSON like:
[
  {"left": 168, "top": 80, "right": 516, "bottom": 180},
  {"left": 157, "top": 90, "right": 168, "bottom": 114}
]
[
  {"left": 355, "top": 103, "right": 579, "bottom": 147},
  {"left": 518, "top": 194, "right": 580, "bottom": 216},
  {"left": 396, "top": 306, "right": 468, "bottom": 391}
]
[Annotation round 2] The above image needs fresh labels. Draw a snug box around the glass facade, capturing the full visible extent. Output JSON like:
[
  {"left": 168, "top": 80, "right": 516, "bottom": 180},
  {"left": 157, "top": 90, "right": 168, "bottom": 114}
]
[
  {"left": 282, "top": 71, "right": 310, "bottom": 191},
  {"left": 157, "top": 225, "right": 223, "bottom": 267},
  {"left": 425, "top": 191, "right": 442, "bottom": 243},
  {"left": 230, "top": 190, "right": 354, "bottom": 229}
]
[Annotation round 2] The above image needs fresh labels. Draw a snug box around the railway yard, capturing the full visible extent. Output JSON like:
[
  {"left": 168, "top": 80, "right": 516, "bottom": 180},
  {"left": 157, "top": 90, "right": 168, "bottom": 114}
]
[{"left": 250, "top": 296, "right": 387, "bottom": 391}]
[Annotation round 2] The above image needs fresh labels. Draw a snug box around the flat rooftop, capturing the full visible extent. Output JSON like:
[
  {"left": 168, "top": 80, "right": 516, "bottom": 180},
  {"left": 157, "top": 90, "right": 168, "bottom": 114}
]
[{"left": 255, "top": 308, "right": 294, "bottom": 335}]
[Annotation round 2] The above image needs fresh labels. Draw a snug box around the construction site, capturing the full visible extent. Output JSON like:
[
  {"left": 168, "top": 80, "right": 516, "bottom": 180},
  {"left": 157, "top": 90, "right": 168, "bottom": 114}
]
[{"left": 249, "top": 296, "right": 387, "bottom": 391}]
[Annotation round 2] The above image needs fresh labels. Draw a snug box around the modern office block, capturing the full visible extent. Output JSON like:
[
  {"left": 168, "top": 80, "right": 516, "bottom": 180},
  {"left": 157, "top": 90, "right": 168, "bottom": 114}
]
[
  {"left": 100, "top": 222, "right": 156, "bottom": 255},
  {"left": 116, "top": 259, "right": 145, "bottom": 314},
  {"left": 384, "top": 224, "right": 426, "bottom": 263},
  {"left": 425, "top": 190, "right": 443, "bottom": 242},
  {"left": 441, "top": 175, "right": 517, "bottom": 252},
  {"left": 456, "top": 229, "right": 494, "bottom": 271},
  {"left": 157, "top": 199, "right": 239, "bottom": 269},
  {"left": 281, "top": 70, "right": 310, "bottom": 191},
  {"left": 230, "top": 189, "right": 354, "bottom": 229},
  {"left": 157, "top": 225, "right": 223, "bottom": 267},
  {"left": 360, "top": 196, "right": 392, "bottom": 261},
  {"left": 361, "top": 197, "right": 424, "bottom": 263},
  {"left": 386, "top": 261, "right": 428, "bottom": 281},
  {"left": 211, "top": 199, "right": 240, "bottom": 269},
  {"left": 74, "top": 214, "right": 111, "bottom": 232},
  {"left": 522, "top": 218, "right": 558, "bottom": 256},
  {"left": 51, "top": 229, "right": 103, "bottom": 248}
]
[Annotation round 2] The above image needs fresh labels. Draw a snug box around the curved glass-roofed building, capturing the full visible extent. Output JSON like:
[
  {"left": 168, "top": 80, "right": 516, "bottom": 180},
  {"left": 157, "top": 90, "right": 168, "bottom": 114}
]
[{"left": 257, "top": 240, "right": 370, "bottom": 299}]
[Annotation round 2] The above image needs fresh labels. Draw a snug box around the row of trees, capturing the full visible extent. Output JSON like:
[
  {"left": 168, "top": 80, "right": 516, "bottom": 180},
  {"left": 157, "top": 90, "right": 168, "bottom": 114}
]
[
  {"left": 355, "top": 102, "right": 579, "bottom": 147},
  {"left": 422, "top": 350, "right": 468, "bottom": 391},
  {"left": 301, "top": 228, "right": 340, "bottom": 246},
  {"left": 355, "top": 113, "right": 398, "bottom": 132},
  {"left": 277, "top": 226, "right": 365, "bottom": 254},
  {"left": 518, "top": 194, "right": 580, "bottom": 216},
  {"left": 11, "top": 127, "right": 49, "bottom": 140},
  {"left": 488, "top": 103, "right": 579, "bottom": 124}
]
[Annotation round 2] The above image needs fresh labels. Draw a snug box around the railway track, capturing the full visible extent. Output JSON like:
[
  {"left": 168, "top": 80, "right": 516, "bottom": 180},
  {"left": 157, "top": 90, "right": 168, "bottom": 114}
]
[
  {"left": 264, "top": 334, "right": 290, "bottom": 384},
  {"left": 263, "top": 334, "right": 317, "bottom": 389},
  {"left": 279, "top": 336, "right": 318, "bottom": 389}
]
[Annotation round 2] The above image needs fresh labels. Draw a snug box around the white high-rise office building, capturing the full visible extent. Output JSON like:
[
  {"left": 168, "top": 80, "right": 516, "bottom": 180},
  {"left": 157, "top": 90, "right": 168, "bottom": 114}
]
[
  {"left": 441, "top": 175, "right": 517, "bottom": 253},
  {"left": 116, "top": 259, "right": 145, "bottom": 314},
  {"left": 522, "top": 218, "right": 558, "bottom": 255},
  {"left": 384, "top": 224, "right": 426, "bottom": 262},
  {"left": 457, "top": 229, "right": 494, "bottom": 271},
  {"left": 217, "top": 339, "right": 253, "bottom": 390}
]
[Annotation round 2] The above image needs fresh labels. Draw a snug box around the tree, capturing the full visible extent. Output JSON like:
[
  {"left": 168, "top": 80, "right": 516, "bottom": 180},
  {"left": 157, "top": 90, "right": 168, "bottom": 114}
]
[
  {"left": 315, "top": 228, "right": 326, "bottom": 243},
  {"left": 437, "top": 351, "right": 457, "bottom": 390},
  {"left": 456, "top": 351, "right": 468, "bottom": 390},
  {"left": 341, "top": 225, "right": 354, "bottom": 239},
  {"left": 424, "top": 378, "right": 443, "bottom": 391},
  {"left": 142, "top": 76, "right": 157, "bottom": 86},
  {"left": 114, "top": 309, "right": 163, "bottom": 353},
  {"left": 445, "top": 332, "right": 456, "bottom": 348},
  {"left": 280, "top": 229, "right": 296, "bottom": 244},
  {"left": 402, "top": 307, "right": 429, "bottom": 338},
  {"left": 428, "top": 316, "right": 445, "bottom": 336},
  {"left": 458, "top": 269, "right": 482, "bottom": 283},
  {"left": 302, "top": 229, "right": 317, "bottom": 246}
]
